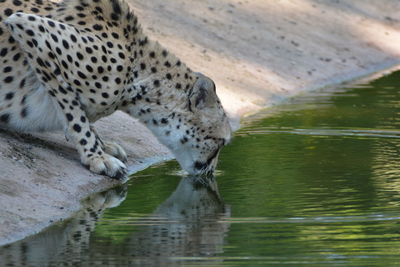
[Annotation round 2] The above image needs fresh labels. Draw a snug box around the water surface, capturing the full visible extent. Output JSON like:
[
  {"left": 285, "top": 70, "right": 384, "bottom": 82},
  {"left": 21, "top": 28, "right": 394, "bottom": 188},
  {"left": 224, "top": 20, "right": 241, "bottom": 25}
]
[{"left": 2, "top": 71, "right": 400, "bottom": 266}]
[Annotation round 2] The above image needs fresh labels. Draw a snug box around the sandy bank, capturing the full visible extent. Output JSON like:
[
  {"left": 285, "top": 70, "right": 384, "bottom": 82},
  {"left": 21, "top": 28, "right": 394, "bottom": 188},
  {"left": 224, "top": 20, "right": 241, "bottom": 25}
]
[{"left": 1, "top": 0, "right": 400, "bottom": 245}]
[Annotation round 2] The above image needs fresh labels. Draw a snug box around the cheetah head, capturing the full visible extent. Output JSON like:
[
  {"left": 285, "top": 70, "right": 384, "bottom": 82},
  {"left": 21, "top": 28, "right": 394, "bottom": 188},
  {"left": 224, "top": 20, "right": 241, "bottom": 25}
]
[{"left": 153, "top": 73, "right": 232, "bottom": 176}]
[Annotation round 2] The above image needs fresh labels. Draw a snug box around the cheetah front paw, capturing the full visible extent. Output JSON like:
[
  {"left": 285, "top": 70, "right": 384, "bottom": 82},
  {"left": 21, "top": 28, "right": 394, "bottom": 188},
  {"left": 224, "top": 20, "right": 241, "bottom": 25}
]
[
  {"left": 84, "top": 154, "right": 127, "bottom": 180},
  {"left": 103, "top": 142, "right": 128, "bottom": 163}
]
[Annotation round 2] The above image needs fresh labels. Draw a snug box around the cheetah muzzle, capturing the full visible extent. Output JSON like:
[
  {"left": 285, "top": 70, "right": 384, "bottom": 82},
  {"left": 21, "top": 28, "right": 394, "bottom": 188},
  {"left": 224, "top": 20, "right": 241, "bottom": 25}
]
[{"left": 0, "top": 0, "right": 232, "bottom": 179}]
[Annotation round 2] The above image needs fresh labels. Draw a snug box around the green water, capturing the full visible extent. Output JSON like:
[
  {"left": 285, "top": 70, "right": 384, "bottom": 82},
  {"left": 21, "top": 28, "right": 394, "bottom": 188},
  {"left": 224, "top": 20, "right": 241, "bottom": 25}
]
[{"left": 2, "top": 71, "right": 400, "bottom": 266}]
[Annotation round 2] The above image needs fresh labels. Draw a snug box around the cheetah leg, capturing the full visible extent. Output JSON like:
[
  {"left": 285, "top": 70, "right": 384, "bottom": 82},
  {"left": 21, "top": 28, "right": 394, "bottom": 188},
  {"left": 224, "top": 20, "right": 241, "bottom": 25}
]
[
  {"left": 52, "top": 82, "right": 127, "bottom": 179},
  {"left": 4, "top": 14, "right": 127, "bottom": 179},
  {"left": 47, "top": 81, "right": 127, "bottom": 179},
  {"left": 90, "top": 125, "right": 128, "bottom": 163}
]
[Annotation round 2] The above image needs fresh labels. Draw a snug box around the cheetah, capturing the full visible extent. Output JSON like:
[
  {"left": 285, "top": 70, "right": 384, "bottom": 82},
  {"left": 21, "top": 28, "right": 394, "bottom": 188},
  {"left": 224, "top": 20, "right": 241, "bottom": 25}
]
[{"left": 0, "top": 0, "right": 232, "bottom": 179}]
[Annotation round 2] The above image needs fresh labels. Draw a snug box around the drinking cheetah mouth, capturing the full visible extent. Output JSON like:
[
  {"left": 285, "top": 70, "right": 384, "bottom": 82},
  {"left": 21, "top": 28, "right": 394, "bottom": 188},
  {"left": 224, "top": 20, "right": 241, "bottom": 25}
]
[{"left": 193, "top": 148, "right": 220, "bottom": 176}]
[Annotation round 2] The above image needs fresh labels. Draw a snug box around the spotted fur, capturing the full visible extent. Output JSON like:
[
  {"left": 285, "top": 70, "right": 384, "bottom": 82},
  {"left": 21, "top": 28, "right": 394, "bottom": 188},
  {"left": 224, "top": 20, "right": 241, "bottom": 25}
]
[{"left": 0, "top": 0, "right": 231, "bottom": 178}]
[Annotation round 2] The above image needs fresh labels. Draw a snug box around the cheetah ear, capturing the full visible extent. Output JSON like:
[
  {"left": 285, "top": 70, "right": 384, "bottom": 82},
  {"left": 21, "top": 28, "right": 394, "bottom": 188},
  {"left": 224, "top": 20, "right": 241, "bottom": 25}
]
[{"left": 188, "top": 73, "right": 217, "bottom": 111}]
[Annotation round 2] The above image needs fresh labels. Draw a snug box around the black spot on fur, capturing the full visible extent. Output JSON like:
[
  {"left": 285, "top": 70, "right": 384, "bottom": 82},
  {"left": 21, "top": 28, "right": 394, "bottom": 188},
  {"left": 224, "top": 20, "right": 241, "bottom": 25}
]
[
  {"left": 76, "top": 52, "right": 84, "bottom": 60},
  {"left": 47, "top": 20, "right": 55, "bottom": 27},
  {"left": 93, "top": 24, "right": 103, "bottom": 31},
  {"left": 62, "top": 40, "right": 69, "bottom": 49},
  {"left": 4, "top": 76, "right": 13, "bottom": 83},
  {"left": 13, "top": 0, "right": 22, "bottom": 6},
  {"left": 5, "top": 92, "right": 14, "bottom": 100},
  {"left": 70, "top": 34, "right": 77, "bottom": 43},
  {"left": 66, "top": 113, "right": 73, "bottom": 121},
  {"left": 19, "top": 78, "right": 25, "bottom": 88},
  {"left": 65, "top": 15, "right": 74, "bottom": 21},
  {"left": 20, "top": 108, "right": 28, "bottom": 118},
  {"left": 4, "top": 8, "right": 13, "bottom": 17},
  {"left": 12, "top": 53, "right": 21, "bottom": 61},
  {"left": 73, "top": 124, "right": 82, "bottom": 133},
  {"left": 26, "top": 29, "right": 35, "bottom": 36},
  {"left": 77, "top": 71, "right": 87, "bottom": 79},
  {"left": 86, "top": 65, "right": 93, "bottom": 72},
  {"left": 3, "top": 66, "right": 12, "bottom": 73},
  {"left": 111, "top": 32, "right": 119, "bottom": 39},
  {"left": 85, "top": 47, "right": 93, "bottom": 54},
  {"left": 0, "top": 48, "right": 8, "bottom": 57},
  {"left": 0, "top": 113, "right": 10, "bottom": 123}
]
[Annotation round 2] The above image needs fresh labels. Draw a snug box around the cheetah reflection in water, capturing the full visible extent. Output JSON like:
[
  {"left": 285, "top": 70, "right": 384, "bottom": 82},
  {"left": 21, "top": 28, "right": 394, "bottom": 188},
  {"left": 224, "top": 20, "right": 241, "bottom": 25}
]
[
  {"left": 0, "top": 0, "right": 231, "bottom": 178},
  {"left": 0, "top": 176, "right": 231, "bottom": 266}
]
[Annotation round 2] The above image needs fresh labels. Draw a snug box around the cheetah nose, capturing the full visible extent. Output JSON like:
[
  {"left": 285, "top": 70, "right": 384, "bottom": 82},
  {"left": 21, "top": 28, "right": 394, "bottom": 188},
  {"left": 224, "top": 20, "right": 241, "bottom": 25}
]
[
  {"left": 193, "top": 161, "right": 216, "bottom": 177},
  {"left": 193, "top": 148, "right": 220, "bottom": 175},
  {"left": 194, "top": 161, "right": 207, "bottom": 171}
]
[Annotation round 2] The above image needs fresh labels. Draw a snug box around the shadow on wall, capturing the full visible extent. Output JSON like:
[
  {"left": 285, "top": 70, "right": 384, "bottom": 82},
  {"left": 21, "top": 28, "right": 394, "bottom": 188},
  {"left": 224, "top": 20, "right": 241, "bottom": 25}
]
[{"left": 0, "top": 176, "right": 230, "bottom": 266}]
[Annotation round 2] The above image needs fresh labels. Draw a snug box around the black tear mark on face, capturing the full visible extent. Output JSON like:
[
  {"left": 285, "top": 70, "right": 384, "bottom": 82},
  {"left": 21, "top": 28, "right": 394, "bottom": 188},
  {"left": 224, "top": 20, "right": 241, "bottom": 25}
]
[{"left": 188, "top": 98, "right": 193, "bottom": 112}]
